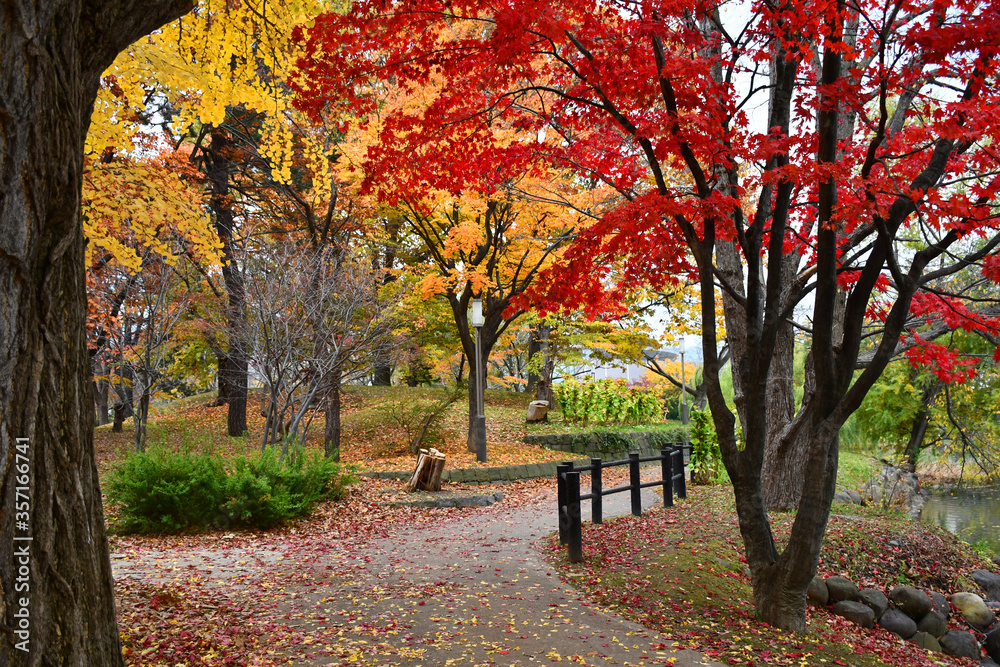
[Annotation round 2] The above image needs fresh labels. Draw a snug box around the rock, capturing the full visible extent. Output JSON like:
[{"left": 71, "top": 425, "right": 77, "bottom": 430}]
[
  {"left": 930, "top": 591, "right": 950, "bottom": 616},
  {"left": 952, "top": 591, "right": 997, "bottom": 631},
  {"left": 879, "top": 608, "right": 918, "bottom": 639},
  {"left": 917, "top": 610, "right": 949, "bottom": 638},
  {"left": 986, "top": 627, "right": 1000, "bottom": 663},
  {"left": 974, "top": 570, "right": 1000, "bottom": 602},
  {"left": 993, "top": 557, "right": 1000, "bottom": 568},
  {"left": 832, "top": 600, "right": 875, "bottom": 629},
  {"left": 526, "top": 400, "right": 550, "bottom": 423},
  {"left": 826, "top": 576, "right": 859, "bottom": 603},
  {"left": 807, "top": 576, "right": 829, "bottom": 606},
  {"left": 857, "top": 589, "right": 888, "bottom": 618},
  {"left": 910, "top": 631, "right": 942, "bottom": 653},
  {"left": 890, "top": 585, "right": 933, "bottom": 619},
  {"left": 939, "top": 629, "right": 982, "bottom": 660}
]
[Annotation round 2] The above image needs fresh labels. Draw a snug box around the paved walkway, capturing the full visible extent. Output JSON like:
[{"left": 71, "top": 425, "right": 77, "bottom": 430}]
[
  {"left": 113, "top": 473, "right": 722, "bottom": 666},
  {"left": 323, "top": 483, "right": 723, "bottom": 666}
]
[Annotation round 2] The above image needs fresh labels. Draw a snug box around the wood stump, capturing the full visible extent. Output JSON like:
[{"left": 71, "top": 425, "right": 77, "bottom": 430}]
[{"left": 406, "top": 448, "right": 446, "bottom": 492}]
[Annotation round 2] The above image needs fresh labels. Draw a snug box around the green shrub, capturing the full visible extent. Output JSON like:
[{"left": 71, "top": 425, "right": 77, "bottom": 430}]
[
  {"left": 105, "top": 445, "right": 357, "bottom": 534},
  {"left": 689, "top": 408, "right": 723, "bottom": 485},
  {"left": 554, "top": 378, "right": 661, "bottom": 425}
]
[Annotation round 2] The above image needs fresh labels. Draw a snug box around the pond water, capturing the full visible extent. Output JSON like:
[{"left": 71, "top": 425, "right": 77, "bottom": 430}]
[{"left": 920, "top": 486, "right": 1000, "bottom": 558}]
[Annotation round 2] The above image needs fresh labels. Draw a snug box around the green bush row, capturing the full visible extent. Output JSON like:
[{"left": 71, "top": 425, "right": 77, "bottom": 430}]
[
  {"left": 554, "top": 377, "right": 662, "bottom": 425},
  {"left": 105, "top": 445, "right": 357, "bottom": 534}
]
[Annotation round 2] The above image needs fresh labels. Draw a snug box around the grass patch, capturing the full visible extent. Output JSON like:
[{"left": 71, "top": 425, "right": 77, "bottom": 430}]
[
  {"left": 835, "top": 450, "right": 877, "bottom": 490},
  {"left": 95, "top": 386, "right": 570, "bottom": 475}
]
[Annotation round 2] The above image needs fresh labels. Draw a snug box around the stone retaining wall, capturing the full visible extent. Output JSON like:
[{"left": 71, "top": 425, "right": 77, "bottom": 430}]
[{"left": 524, "top": 431, "right": 687, "bottom": 460}]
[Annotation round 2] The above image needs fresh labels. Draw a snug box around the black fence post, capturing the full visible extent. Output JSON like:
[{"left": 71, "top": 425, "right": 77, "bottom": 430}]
[
  {"left": 591, "top": 457, "right": 603, "bottom": 524},
  {"left": 566, "top": 472, "right": 583, "bottom": 563},
  {"left": 661, "top": 447, "right": 673, "bottom": 508},
  {"left": 556, "top": 462, "right": 571, "bottom": 544},
  {"left": 629, "top": 451, "right": 641, "bottom": 516},
  {"left": 672, "top": 448, "right": 687, "bottom": 499}
]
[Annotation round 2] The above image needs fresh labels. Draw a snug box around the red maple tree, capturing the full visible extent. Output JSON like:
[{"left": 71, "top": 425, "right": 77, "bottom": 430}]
[{"left": 294, "top": 0, "right": 1000, "bottom": 631}]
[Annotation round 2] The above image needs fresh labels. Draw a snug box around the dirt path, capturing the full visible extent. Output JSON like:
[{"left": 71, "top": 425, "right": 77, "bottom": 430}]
[{"left": 113, "top": 473, "right": 723, "bottom": 666}]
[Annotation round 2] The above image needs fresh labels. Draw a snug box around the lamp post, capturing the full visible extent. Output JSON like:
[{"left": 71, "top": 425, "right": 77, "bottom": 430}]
[
  {"left": 679, "top": 339, "right": 690, "bottom": 466},
  {"left": 472, "top": 297, "right": 487, "bottom": 462},
  {"left": 679, "top": 338, "right": 688, "bottom": 425}
]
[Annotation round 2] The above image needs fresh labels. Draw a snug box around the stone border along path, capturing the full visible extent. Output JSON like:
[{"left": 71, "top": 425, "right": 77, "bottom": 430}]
[
  {"left": 113, "top": 466, "right": 723, "bottom": 666},
  {"left": 363, "top": 460, "right": 587, "bottom": 484}
]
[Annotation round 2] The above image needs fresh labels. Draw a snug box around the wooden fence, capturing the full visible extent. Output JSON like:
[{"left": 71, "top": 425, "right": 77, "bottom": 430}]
[{"left": 556, "top": 446, "right": 687, "bottom": 563}]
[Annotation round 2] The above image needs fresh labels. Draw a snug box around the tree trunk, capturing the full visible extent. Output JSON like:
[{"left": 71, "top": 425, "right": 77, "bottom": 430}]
[
  {"left": 133, "top": 371, "right": 151, "bottom": 453},
  {"left": 373, "top": 363, "right": 392, "bottom": 386},
  {"left": 760, "top": 318, "right": 801, "bottom": 511},
  {"left": 526, "top": 325, "right": 542, "bottom": 394},
  {"left": 112, "top": 399, "right": 130, "bottom": 433},
  {"left": 903, "top": 379, "right": 942, "bottom": 470},
  {"left": 371, "top": 218, "right": 400, "bottom": 386},
  {"left": 213, "top": 351, "right": 233, "bottom": 405},
  {"left": 0, "top": 1, "right": 194, "bottom": 664},
  {"left": 205, "top": 132, "right": 248, "bottom": 436},
  {"left": 93, "top": 357, "right": 110, "bottom": 426},
  {"left": 324, "top": 368, "right": 343, "bottom": 461}
]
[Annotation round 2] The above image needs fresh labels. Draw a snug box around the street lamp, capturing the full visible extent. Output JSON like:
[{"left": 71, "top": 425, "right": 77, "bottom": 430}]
[
  {"left": 472, "top": 297, "right": 487, "bottom": 462},
  {"left": 679, "top": 338, "right": 688, "bottom": 425},
  {"left": 679, "top": 338, "right": 690, "bottom": 467}
]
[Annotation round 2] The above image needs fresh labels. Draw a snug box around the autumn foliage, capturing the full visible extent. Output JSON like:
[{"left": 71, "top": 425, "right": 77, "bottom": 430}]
[{"left": 293, "top": 0, "right": 1000, "bottom": 632}]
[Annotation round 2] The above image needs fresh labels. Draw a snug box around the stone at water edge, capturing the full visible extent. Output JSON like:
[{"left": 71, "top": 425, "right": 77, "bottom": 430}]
[
  {"left": 889, "top": 585, "right": 933, "bottom": 620},
  {"left": 832, "top": 600, "right": 876, "bottom": 629},
  {"left": 916, "top": 610, "right": 949, "bottom": 639},
  {"left": 985, "top": 627, "right": 1000, "bottom": 663},
  {"left": 879, "top": 608, "right": 918, "bottom": 639},
  {"left": 910, "top": 631, "right": 943, "bottom": 653},
  {"left": 952, "top": 591, "right": 997, "bottom": 631},
  {"left": 939, "top": 629, "right": 982, "bottom": 660},
  {"left": 929, "top": 590, "right": 950, "bottom": 617},
  {"left": 807, "top": 576, "right": 829, "bottom": 606},
  {"left": 857, "top": 588, "right": 888, "bottom": 618},
  {"left": 973, "top": 570, "right": 1000, "bottom": 603},
  {"left": 825, "top": 576, "right": 859, "bottom": 603}
]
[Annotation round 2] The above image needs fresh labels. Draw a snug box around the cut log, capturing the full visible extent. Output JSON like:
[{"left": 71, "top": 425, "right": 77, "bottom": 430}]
[
  {"left": 406, "top": 451, "right": 428, "bottom": 492},
  {"left": 406, "top": 448, "right": 446, "bottom": 492},
  {"left": 426, "top": 454, "right": 446, "bottom": 491}
]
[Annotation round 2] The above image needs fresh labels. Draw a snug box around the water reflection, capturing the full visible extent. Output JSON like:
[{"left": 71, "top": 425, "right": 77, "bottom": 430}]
[{"left": 920, "top": 486, "right": 1000, "bottom": 558}]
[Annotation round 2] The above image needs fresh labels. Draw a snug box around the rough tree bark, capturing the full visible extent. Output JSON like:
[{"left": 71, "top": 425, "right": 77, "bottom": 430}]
[
  {"left": 0, "top": 2, "right": 195, "bottom": 664},
  {"left": 371, "top": 218, "right": 400, "bottom": 386},
  {"left": 203, "top": 131, "right": 248, "bottom": 436}
]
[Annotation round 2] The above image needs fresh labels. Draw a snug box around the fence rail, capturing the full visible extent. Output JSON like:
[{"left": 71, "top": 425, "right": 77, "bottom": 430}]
[{"left": 556, "top": 446, "right": 687, "bottom": 562}]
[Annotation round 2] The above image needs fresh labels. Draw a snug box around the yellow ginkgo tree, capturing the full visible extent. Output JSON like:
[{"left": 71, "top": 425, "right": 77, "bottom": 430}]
[{"left": 87, "top": 0, "right": 334, "bottom": 436}]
